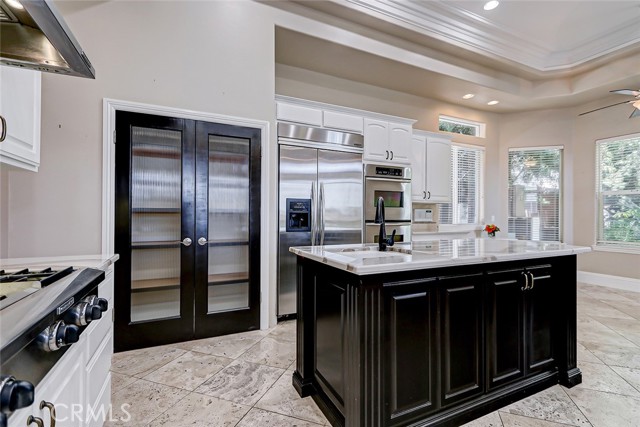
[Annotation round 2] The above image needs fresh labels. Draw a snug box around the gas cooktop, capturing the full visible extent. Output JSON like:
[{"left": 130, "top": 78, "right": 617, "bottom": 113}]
[{"left": 0, "top": 267, "right": 74, "bottom": 310}]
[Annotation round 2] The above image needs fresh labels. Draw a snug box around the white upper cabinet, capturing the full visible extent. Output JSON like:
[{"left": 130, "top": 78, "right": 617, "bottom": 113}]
[
  {"left": 0, "top": 66, "right": 41, "bottom": 172},
  {"left": 412, "top": 130, "right": 452, "bottom": 203},
  {"left": 364, "top": 118, "right": 412, "bottom": 164},
  {"left": 276, "top": 102, "right": 323, "bottom": 127}
]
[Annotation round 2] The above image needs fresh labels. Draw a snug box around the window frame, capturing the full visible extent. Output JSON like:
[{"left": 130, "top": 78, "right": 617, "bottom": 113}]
[
  {"left": 439, "top": 143, "right": 485, "bottom": 227},
  {"left": 594, "top": 133, "right": 640, "bottom": 253},
  {"left": 438, "top": 115, "right": 486, "bottom": 138},
  {"left": 507, "top": 146, "right": 563, "bottom": 242}
]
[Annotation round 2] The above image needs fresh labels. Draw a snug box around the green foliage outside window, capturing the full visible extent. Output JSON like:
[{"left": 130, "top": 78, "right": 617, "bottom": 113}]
[{"left": 438, "top": 120, "right": 477, "bottom": 136}]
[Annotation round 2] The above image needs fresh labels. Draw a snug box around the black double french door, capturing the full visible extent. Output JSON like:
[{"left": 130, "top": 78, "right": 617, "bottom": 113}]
[{"left": 114, "top": 111, "right": 261, "bottom": 352}]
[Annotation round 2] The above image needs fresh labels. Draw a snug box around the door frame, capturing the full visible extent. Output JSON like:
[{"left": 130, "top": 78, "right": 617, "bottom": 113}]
[{"left": 103, "top": 98, "right": 272, "bottom": 330}]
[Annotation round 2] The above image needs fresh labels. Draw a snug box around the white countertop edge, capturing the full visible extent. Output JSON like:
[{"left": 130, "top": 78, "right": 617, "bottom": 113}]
[
  {"left": 0, "top": 254, "right": 120, "bottom": 272},
  {"left": 290, "top": 243, "right": 590, "bottom": 276}
]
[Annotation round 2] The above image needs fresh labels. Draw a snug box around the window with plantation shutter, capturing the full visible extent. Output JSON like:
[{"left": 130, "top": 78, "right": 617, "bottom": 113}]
[
  {"left": 595, "top": 133, "right": 640, "bottom": 251},
  {"left": 508, "top": 147, "right": 562, "bottom": 241},
  {"left": 439, "top": 144, "right": 484, "bottom": 225}
]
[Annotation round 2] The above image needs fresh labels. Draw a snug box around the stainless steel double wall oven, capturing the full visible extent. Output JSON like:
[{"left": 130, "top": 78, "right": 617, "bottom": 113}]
[{"left": 363, "top": 163, "right": 412, "bottom": 243}]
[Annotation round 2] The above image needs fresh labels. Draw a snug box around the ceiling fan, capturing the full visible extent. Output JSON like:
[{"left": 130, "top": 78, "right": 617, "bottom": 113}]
[{"left": 579, "top": 89, "right": 640, "bottom": 118}]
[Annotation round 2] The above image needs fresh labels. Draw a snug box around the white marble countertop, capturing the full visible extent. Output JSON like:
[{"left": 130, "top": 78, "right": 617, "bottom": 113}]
[
  {"left": 0, "top": 254, "right": 119, "bottom": 272},
  {"left": 290, "top": 238, "right": 591, "bottom": 275}
]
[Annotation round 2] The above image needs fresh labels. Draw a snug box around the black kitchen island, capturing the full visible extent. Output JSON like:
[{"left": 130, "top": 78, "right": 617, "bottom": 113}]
[{"left": 290, "top": 239, "right": 590, "bottom": 427}]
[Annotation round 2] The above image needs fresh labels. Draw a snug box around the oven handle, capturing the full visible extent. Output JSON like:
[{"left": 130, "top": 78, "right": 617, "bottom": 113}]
[{"left": 365, "top": 177, "right": 411, "bottom": 184}]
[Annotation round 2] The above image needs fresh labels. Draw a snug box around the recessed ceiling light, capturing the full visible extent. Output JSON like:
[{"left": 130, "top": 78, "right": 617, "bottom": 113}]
[
  {"left": 5, "top": 0, "right": 24, "bottom": 9},
  {"left": 487, "top": 100, "right": 499, "bottom": 105},
  {"left": 483, "top": 1, "right": 499, "bottom": 11},
  {"left": 462, "top": 94, "right": 475, "bottom": 99}
]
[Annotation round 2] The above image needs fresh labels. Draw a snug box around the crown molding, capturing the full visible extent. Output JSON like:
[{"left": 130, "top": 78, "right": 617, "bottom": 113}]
[{"left": 341, "top": 0, "right": 640, "bottom": 72}]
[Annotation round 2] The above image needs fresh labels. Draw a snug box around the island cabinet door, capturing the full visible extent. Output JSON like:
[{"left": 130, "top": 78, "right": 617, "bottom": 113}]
[
  {"left": 382, "top": 279, "right": 438, "bottom": 425},
  {"left": 438, "top": 273, "right": 484, "bottom": 407},
  {"left": 524, "top": 265, "right": 555, "bottom": 375},
  {"left": 485, "top": 268, "right": 526, "bottom": 390}
]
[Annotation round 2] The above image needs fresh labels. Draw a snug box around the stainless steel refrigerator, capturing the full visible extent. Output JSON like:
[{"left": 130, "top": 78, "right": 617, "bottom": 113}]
[{"left": 278, "top": 123, "right": 364, "bottom": 317}]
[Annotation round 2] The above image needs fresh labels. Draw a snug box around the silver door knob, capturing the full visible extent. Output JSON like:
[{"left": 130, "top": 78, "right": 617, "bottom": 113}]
[
  {"left": 181, "top": 238, "right": 192, "bottom": 246},
  {"left": 198, "top": 237, "right": 209, "bottom": 246}
]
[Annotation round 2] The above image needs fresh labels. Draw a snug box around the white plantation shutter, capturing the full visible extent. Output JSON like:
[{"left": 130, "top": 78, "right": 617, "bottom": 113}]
[
  {"left": 595, "top": 133, "right": 640, "bottom": 250},
  {"left": 507, "top": 147, "right": 562, "bottom": 242},
  {"left": 439, "top": 144, "right": 484, "bottom": 225}
]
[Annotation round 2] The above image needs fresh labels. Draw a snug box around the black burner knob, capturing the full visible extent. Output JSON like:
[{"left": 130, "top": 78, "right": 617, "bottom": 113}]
[
  {"left": 57, "top": 323, "right": 80, "bottom": 346},
  {"left": 0, "top": 376, "right": 34, "bottom": 414},
  {"left": 88, "top": 305, "right": 103, "bottom": 321},
  {"left": 95, "top": 298, "right": 108, "bottom": 312}
]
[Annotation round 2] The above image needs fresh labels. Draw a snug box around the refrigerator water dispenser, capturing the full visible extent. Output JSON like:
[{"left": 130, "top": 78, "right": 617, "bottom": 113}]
[{"left": 286, "top": 198, "right": 311, "bottom": 232}]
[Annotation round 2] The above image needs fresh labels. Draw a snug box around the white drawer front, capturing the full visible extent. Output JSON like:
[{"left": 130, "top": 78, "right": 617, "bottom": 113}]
[
  {"left": 86, "top": 332, "right": 113, "bottom": 413},
  {"left": 86, "top": 309, "right": 112, "bottom": 364},
  {"left": 277, "top": 103, "right": 322, "bottom": 126},
  {"left": 98, "top": 273, "right": 114, "bottom": 304}
]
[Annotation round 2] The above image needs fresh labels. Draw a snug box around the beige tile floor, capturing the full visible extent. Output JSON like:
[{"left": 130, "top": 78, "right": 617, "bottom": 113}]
[{"left": 109, "top": 283, "right": 640, "bottom": 427}]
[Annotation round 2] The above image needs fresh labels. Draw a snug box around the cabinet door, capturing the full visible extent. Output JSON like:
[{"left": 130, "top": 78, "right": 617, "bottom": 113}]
[
  {"left": 0, "top": 66, "right": 41, "bottom": 171},
  {"left": 363, "top": 118, "right": 389, "bottom": 163},
  {"left": 33, "top": 347, "right": 85, "bottom": 427},
  {"left": 276, "top": 102, "right": 322, "bottom": 126},
  {"left": 388, "top": 122, "right": 412, "bottom": 164},
  {"left": 383, "top": 280, "right": 437, "bottom": 424},
  {"left": 485, "top": 269, "right": 526, "bottom": 390},
  {"left": 323, "top": 110, "right": 363, "bottom": 133},
  {"left": 411, "top": 134, "right": 427, "bottom": 201},
  {"left": 439, "top": 274, "right": 484, "bottom": 406},
  {"left": 425, "top": 136, "right": 451, "bottom": 203},
  {"left": 525, "top": 265, "right": 555, "bottom": 374}
]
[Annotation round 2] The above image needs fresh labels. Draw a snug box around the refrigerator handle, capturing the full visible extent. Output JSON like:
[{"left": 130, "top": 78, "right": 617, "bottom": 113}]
[
  {"left": 319, "top": 183, "right": 325, "bottom": 246},
  {"left": 311, "top": 181, "right": 317, "bottom": 245}
]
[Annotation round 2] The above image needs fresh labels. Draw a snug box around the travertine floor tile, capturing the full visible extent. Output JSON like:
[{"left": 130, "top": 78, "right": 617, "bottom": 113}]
[
  {"left": 173, "top": 330, "right": 269, "bottom": 359},
  {"left": 235, "top": 408, "right": 324, "bottom": 426},
  {"left": 195, "top": 360, "right": 285, "bottom": 406},
  {"left": 581, "top": 342, "right": 640, "bottom": 369},
  {"left": 255, "top": 370, "right": 327, "bottom": 424},
  {"left": 106, "top": 379, "right": 188, "bottom": 426},
  {"left": 268, "top": 320, "right": 297, "bottom": 342},
  {"left": 238, "top": 335, "right": 296, "bottom": 369},
  {"left": 577, "top": 301, "right": 635, "bottom": 320},
  {"left": 501, "top": 385, "right": 591, "bottom": 426},
  {"left": 499, "top": 412, "right": 585, "bottom": 426},
  {"left": 577, "top": 342, "right": 603, "bottom": 364},
  {"left": 110, "top": 372, "right": 137, "bottom": 393},
  {"left": 609, "top": 366, "right": 640, "bottom": 393},
  {"left": 567, "top": 387, "right": 640, "bottom": 427},
  {"left": 147, "top": 391, "right": 251, "bottom": 427},
  {"left": 574, "top": 361, "right": 640, "bottom": 396},
  {"left": 577, "top": 316, "right": 636, "bottom": 348},
  {"left": 461, "top": 411, "right": 503, "bottom": 426},
  {"left": 111, "top": 345, "right": 187, "bottom": 377},
  {"left": 589, "top": 316, "right": 640, "bottom": 346},
  {"left": 604, "top": 301, "right": 640, "bottom": 320},
  {"left": 143, "top": 351, "right": 233, "bottom": 391}
]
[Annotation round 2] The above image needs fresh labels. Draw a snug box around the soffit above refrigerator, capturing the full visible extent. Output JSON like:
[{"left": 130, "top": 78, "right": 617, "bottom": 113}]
[{"left": 0, "top": 0, "right": 95, "bottom": 78}]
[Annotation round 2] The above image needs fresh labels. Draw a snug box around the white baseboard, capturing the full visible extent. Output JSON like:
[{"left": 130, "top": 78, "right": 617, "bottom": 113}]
[{"left": 578, "top": 271, "right": 640, "bottom": 292}]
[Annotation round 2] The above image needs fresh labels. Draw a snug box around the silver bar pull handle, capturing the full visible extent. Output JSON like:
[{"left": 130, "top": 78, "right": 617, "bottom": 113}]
[
  {"left": 529, "top": 272, "right": 535, "bottom": 290},
  {"left": 27, "top": 416, "right": 44, "bottom": 427},
  {"left": 311, "top": 182, "right": 317, "bottom": 245},
  {"left": 197, "top": 237, "right": 208, "bottom": 246},
  {"left": 319, "top": 183, "right": 325, "bottom": 246},
  {"left": 521, "top": 271, "right": 529, "bottom": 291},
  {"left": 181, "top": 238, "right": 192, "bottom": 247}
]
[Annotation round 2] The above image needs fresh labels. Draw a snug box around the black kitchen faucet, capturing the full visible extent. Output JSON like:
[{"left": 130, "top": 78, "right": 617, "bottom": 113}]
[{"left": 375, "top": 196, "right": 396, "bottom": 251}]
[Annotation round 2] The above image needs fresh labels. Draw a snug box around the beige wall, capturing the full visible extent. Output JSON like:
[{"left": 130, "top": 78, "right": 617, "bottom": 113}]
[
  {"left": 3, "top": 0, "right": 278, "bottom": 257},
  {"left": 572, "top": 97, "right": 640, "bottom": 279}
]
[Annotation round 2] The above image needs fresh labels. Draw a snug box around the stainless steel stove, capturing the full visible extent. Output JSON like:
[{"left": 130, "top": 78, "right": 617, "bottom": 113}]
[{"left": 0, "top": 265, "right": 108, "bottom": 427}]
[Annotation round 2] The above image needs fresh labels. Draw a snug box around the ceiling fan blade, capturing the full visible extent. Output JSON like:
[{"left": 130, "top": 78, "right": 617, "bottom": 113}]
[
  {"left": 579, "top": 100, "right": 633, "bottom": 116},
  {"left": 610, "top": 89, "right": 640, "bottom": 96},
  {"left": 630, "top": 108, "right": 640, "bottom": 119}
]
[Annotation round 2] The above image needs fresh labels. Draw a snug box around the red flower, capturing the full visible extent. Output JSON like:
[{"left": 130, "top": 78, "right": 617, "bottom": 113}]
[{"left": 484, "top": 224, "right": 500, "bottom": 233}]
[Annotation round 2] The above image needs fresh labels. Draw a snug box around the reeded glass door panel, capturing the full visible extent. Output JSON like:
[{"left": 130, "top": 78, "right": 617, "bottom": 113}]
[
  {"left": 130, "top": 126, "right": 182, "bottom": 322},
  {"left": 207, "top": 135, "right": 250, "bottom": 313}
]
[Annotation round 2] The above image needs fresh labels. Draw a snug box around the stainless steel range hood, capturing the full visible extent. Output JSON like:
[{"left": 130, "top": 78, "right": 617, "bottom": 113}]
[{"left": 0, "top": 0, "right": 94, "bottom": 78}]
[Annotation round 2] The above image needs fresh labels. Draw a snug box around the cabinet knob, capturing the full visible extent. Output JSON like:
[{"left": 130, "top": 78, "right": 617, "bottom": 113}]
[{"left": 39, "top": 401, "right": 56, "bottom": 427}]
